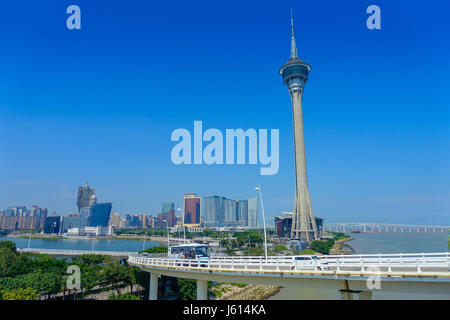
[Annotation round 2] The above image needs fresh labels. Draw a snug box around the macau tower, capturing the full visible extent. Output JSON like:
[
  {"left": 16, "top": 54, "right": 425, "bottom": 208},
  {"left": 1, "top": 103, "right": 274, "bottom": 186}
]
[{"left": 279, "top": 10, "right": 318, "bottom": 242}]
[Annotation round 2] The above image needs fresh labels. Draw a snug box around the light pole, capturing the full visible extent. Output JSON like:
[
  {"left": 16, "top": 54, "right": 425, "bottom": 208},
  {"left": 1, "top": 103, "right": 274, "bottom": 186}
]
[
  {"left": 177, "top": 208, "right": 186, "bottom": 244},
  {"left": 142, "top": 232, "right": 146, "bottom": 251},
  {"left": 28, "top": 228, "right": 32, "bottom": 249},
  {"left": 255, "top": 185, "right": 268, "bottom": 259},
  {"left": 163, "top": 219, "right": 170, "bottom": 250}
]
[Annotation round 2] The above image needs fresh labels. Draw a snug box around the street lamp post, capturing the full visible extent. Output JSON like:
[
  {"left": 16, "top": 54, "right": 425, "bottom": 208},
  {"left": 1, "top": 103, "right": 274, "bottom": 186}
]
[
  {"left": 177, "top": 208, "right": 186, "bottom": 244},
  {"left": 255, "top": 185, "right": 268, "bottom": 259},
  {"left": 142, "top": 232, "right": 146, "bottom": 251},
  {"left": 28, "top": 228, "right": 32, "bottom": 249},
  {"left": 163, "top": 219, "right": 169, "bottom": 251}
]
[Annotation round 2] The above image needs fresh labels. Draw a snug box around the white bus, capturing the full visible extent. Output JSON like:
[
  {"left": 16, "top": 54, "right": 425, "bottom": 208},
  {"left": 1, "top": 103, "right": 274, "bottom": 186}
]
[{"left": 168, "top": 244, "right": 210, "bottom": 266}]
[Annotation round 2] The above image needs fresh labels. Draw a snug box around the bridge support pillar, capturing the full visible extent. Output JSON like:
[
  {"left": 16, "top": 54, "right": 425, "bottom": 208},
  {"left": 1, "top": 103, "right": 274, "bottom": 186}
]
[
  {"left": 149, "top": 273, "right": 158, "bottom": 300},
  {"left": 339, "top": 280, "right": 372, "bottom": 300},
  {"left": 339, "top": 290, "right": 372, "bottom": 300},
  {"left": 197, "top": 279, "right": 208, "bottom": 300}
]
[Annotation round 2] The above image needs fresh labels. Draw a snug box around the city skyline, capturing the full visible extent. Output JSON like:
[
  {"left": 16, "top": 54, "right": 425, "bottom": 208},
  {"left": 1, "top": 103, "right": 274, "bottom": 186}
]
[{"left": 1, "top": 1, "right": 449, "bottom": 225}]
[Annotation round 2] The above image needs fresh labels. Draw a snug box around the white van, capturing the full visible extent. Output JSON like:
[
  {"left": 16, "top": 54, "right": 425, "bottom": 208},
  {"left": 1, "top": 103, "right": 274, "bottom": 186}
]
[{"left": 291, "top": 256, "right": 328, "bottom": 271}]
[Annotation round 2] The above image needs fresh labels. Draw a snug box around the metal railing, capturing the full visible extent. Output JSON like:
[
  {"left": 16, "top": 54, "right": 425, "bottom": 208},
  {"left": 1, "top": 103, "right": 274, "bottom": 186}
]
[{"left": 128, "top": 252, "right": 450, "bottom": 277}]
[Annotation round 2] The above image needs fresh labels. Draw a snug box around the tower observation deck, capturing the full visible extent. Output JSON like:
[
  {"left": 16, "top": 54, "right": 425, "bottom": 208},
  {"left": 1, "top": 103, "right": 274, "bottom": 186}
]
[{"left": 279, "top": 10, "right": 318, "bottom": 242}]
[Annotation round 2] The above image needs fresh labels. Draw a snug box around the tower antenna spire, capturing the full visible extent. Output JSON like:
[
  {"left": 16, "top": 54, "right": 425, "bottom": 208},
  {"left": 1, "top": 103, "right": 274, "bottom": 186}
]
[{"left": 290, "top": 7, "right": 298, "bottom": 59}]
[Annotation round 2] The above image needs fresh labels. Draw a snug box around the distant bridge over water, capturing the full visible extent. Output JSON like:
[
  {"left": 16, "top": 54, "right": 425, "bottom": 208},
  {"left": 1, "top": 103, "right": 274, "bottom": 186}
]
[{"left": 323, "top": 223, "right": 450, "bottom": 234}]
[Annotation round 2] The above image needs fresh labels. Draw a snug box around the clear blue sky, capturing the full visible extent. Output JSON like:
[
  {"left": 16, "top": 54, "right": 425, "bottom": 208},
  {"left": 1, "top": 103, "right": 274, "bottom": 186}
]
[{"left": 1, "top": 0, "right": 449, "bottom": 225}]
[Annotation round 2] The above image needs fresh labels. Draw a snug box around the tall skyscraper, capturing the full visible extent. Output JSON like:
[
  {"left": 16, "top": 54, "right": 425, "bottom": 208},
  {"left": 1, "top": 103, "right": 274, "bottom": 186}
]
[
  {"left": 28, "top": 205, "right": 48, "bottom": 228},
  {"left": 184, "top": 193, "right": 201, "bottom": 225},
  {"left": 90, "top": 203, "right": 112, "bottom": 227},
  {"left": 61, "top": 214, "right": 88, "bottom": 233},
  {"left": 223, "top": 198, "right": 237, "bottom": 226},
  {"left": 77, "top": 181, "right": 95, "bottom": 212},
  {"left": 44, "top": 216, "right": 61, "bottom": 234},
  {"left": 247, "top": 197, "right": 258, "bottom": 228},
  {"left": 236, "top": 200, "right": 248, "bottom": 226},
  {"left": 203, "top": 196, "right": 222, "bottom": 226},
  {"left": 279, "top": 11, "right": 318, "bottom": 242},
  {"left": 162, "top": 202, "right": 175, "bottom": 214},
  {"left": 109, "top": 212, "right": 121, "bottom": 229}
]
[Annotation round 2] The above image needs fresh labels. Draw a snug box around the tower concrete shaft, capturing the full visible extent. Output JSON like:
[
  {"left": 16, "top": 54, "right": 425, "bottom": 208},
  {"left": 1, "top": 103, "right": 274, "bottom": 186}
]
[{"left": 279, "top": 11, "right": 318, "bottom": 242}]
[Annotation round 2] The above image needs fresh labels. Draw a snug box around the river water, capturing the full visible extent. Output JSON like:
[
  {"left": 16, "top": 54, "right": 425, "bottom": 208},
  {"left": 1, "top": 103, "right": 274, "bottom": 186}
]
[
  {"left": 1, "top": 236, "right": 160, "bottom": 252},
  {"left": 270, "top": 232, "right": 449, "bottom": 300}
]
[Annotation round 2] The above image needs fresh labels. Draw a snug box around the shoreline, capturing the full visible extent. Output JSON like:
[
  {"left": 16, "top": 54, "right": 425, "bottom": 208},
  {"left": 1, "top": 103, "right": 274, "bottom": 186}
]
[
  {"left": 4, "top": 233, "right": 168, "bottom": 243},
  {"left": 330, "top": 237, "right": 355, "bottom": 255},
  {"left": 216, "top": 284, "right": 281, "bottom": 300}
]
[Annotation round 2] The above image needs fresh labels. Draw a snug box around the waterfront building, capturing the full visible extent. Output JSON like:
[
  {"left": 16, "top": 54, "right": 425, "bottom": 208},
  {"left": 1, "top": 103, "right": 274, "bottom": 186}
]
[
  {"left": 61, "top": 214, "right": 88, "bottom": 233},
  {"left": 79, "top": 207, "right": 91, "bottom": 218},
  {"left": 0, "top": 216, "right": 38, "bottom": 230},
  {"left": 3, "top": 208, "right": 14, "bottom": 216},
  {"left": 44, "top": 216, "right": 61, "bottom": 234},
  {"left": 108, "top": 212, "right": 121, "bottom": 228},
  {"left": 79, "top": 194, "right": 97, "bottom": 218},
  {"left": 156, "top": 211, "right": 175, "bottom": 228},
  {"left": 125, "top": 214, "right": 142, "bottom": 228},
  {"left": 162, "top": 202, "right": 175, "bottom": 214},
  {"left": 279, "top": 11, "right": 318, "bottom": 242},
  {"left": 28, "top": 205, "right": 48, "bottom": 228},
  {"left": 236, "top": 200, "right": 248, "bottom": 226},
  {"left": 159, "top": 202, "right": 176, "bottom": 227},
  {"left": 247, "top": 197, "right": 258, "bottom": 228},
  {"left": 187, "top": 226, "right": 203, "bottom": 233},
  {"left": 90, "top": 203, "right": 112, "bottom": 227},
  {"left": 67, "top": 226, "right": 112, "bottom": 236},
  {"left": 142, "top": 214, "right": 154, "bottom": 228},
  {"left": 4, "top": 206, "right": 28, "bottom": 217},
  {"left": 202, "top": 196, "right": 222, "bottom": 226},
  {"left": 275, "top": 215, "right": 293, "bottom": 238},
  {"left": 202, "top": 196, "right": 257, "bottom": 228},
  {"left": 77, "top": 181, "right": 95, "bottom": 212},
  {"left": 223, "top": 198, "right": 237, "bottom": 226},
  {"left": 184, "top": 193, "right": 201, "bottom": 225},
  {"left": 274, "top": 213, "right": 324, "bottom": 238},
  {"left": 118, "top": 216, "right": 127, "bottom": 229}
]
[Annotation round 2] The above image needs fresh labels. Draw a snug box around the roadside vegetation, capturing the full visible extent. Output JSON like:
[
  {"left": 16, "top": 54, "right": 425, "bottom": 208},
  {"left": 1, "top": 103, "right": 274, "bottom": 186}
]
[
  {"left": 305, "top": 232, "right": 351, "bottom": 255},
  {"left": 140, "top": 246, "right": 168, "bottom": 254},
  {"left": 0, "top": 240, "right": 148, "bottom": 300}
]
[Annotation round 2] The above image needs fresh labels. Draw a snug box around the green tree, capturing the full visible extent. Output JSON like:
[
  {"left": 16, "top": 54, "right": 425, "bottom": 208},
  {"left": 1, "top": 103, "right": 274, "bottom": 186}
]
[
  {"left": 140, "top": 246, "right": 168, "bottom": 254},
  {"left": 101, "top": 263, "right": 131, "bottom": 294},
  {"left": 299, "top": 249, "right": 316, "bottom": 255},
  {"left": 225, "top": 246, "right": 235, "bottom": 256},
  {"left": 0, "top": 247, "right": 17, "bottom": 277},
  {"left": 1, "top": 288, "right": 39, "bottom": 300},
  {"left": 0, "top": 240, "right": 17, "bottom": 252},
  {"left": 248, "top": 247, "right": 264, "bottom": 256},
  {"left": 81, "top": 266, "right": 102, "bottom": 295},
  {"left": 273, "top": 244, "right": 287, "bottom": 254},
  {"left": 310, "top": 240, "right": 331, "bottom": 255},
  {"left": 76, "top": 254, "right": 108, "bottom": 267},
  {"left": 178, "top": 278, "right": 196, "bottom": 300},
  {"left": 108, "top": 292, "right": 140, "bottom": 300},
  {"left": 134, "top": 269, "right": 149, "bottom": 299},
  {"left": 203, "top": 228, "right": 213, "bottom": 237}
]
